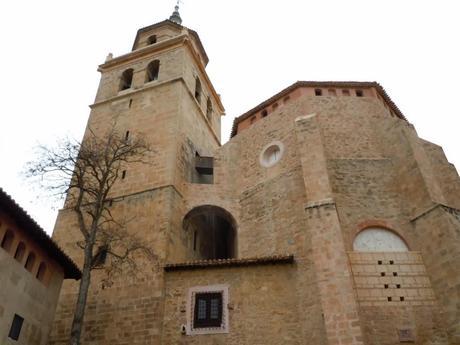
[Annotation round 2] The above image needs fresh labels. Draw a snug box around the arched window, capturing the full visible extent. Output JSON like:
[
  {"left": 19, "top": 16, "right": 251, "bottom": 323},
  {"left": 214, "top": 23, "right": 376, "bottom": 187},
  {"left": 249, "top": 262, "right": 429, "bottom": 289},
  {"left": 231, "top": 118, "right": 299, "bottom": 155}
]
[
  {"left": 119, "top": 69, "right": 134, "bottom": 91},
  {"left": 14, "top": 242, "right": 26, "bottom": 262},
  {"left": 1, "top": 230, "right": 14, "bottom": 253},
  {"left": 194, "top": 77, "right": 202, "bottom": 103},
  {"left": 36, "top": 262, "right": 47, "bottom": 282},
  {"left": 146, "top": 60, "right": 160, "bottom": 82},
  {"left": 147, "top": 35, "right": 157, "bottom": 45},
  {"left": 353, "top": 227, "right": 409, "bottom": 252},
  {"left": 183, "top": 205, "right": 237, "bottom": 260},
  {"left": 206, "top": 97, "right": 213, "bottom": 120},
  {"left": 25, "top": 252, "right": 36, "bottom": 272}
]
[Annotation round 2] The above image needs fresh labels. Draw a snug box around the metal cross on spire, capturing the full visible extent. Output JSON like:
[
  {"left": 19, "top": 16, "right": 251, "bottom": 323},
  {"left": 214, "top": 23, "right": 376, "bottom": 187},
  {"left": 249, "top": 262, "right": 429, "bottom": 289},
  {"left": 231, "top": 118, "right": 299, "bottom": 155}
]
[{"left": 169, "top": 0, "right": 183, "bottom": 25}]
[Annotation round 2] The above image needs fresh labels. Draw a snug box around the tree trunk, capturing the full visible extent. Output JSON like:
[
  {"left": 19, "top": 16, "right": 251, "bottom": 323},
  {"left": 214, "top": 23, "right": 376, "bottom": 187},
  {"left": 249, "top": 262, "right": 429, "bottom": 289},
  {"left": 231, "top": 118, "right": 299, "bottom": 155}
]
[{"left": 69, "top": 242, "right": 94, "bottom": 345}]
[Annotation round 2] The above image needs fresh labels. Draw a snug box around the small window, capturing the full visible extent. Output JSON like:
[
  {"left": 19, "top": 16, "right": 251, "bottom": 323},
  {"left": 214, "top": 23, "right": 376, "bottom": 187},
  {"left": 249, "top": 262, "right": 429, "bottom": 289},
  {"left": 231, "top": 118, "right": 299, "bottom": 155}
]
[
  {"left": 315, "top": 89, "right": 322, "bottom": 96},
  {"left": 92, "top": 246, "right": 108, "bottom": 268},
  {"left": 147, "top": 35, "right": 157, "bottom": 45},
  {"left": 195, "top": 77, "right": 202, "bottom": 103},
  {"left": 1, "top": 230, "right": 15, "bottom": 252},
  {"left": 8, "top": 314, "right": 24, "bottom": 341},
  {"left": 393, "top": 272, "right": 398, "bottom": 276},
  {"left": 206, "top": 97, "right": 213, "bottom": 121},
  {"left": 146, "top": 60, "right": 160, "bottom": 82},
  {"left": 260, "top": 141, "right": 284, "bottom": 168},
  {"left": 122, "top": 170, "right": 127, "bottom": 179},
  {"left": 119, "top": 69, "right": 134, "bottom": 91},
  {"left": 342, "top": 89, "right": 350, "bottom": 96},
  {"left": 36, "top": 262, "right": 47, "bottom": 282},
  {"left": 387, "top": 297, "right": 392, "bottom": 302},
  {"left": 384, "top": 284, "right": 389, "bottom": 289},
  {"left": 194, "top": 292, "right": 223, "bottom": 328},
  {"left": 328, "top": 89, "right": 337, "bottom": 96},
  {"left": 356, "top": 89, "right": 364, "bottom": 97},
  {"left": 187, "top": 285, "right": 229, "bottom": 335},
  {"left": 25, "top": 252, "right": 36, "bottom": 272},
  {"left": 14, "top": 242, "right": 26, "bottom": 262},
  {"left": 261, "top": 109, "right": 268, "bottom": 117}
]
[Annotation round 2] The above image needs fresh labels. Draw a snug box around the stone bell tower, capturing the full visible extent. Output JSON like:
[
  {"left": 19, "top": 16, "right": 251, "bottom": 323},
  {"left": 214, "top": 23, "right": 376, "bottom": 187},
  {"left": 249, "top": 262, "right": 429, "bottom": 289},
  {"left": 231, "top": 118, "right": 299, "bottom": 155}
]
[{"left": 49, "top": 7, "right": 225, "bottom": 344}]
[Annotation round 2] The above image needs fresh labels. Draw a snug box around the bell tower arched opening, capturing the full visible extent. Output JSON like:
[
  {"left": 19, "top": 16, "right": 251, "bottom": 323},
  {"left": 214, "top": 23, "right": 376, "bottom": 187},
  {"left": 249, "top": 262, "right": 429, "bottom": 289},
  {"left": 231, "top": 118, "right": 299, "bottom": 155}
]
[{"left": 183, "top": 205, "right": 237, "bottom": 260}]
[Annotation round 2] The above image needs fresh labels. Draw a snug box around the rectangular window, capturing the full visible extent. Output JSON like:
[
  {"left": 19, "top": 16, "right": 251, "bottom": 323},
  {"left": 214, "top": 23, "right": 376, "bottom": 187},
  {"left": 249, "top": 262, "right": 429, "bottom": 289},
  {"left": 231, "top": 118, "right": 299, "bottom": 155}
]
[
  {"left": 194, "top": 292, "right": 223, "bottom": 328},
  {"left": 187, "top": 284, "right": 229, "bottom": 335},
  {"left": 315, "top": 88, "right": 322, "bottom": 96},
  {"left": 356, "top": 89, "right": 364, "bottom": 97},
  {"left": 8, "top": 314, "right": 24, "bottom": 341}
]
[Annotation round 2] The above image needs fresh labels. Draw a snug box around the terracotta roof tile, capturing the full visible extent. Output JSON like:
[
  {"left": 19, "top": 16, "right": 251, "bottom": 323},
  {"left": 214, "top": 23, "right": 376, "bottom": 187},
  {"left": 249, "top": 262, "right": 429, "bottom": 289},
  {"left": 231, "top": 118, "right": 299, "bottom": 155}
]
[{"left": 164, "top": 254, "right": 294, "bottom": 271}]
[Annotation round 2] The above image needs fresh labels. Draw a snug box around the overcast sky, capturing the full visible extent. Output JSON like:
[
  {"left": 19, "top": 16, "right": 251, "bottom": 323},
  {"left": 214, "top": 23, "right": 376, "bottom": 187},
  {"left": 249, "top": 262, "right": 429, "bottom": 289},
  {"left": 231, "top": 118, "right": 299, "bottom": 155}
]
[{"left": 0, "top": 0, "right": 458, "bottom": 234}]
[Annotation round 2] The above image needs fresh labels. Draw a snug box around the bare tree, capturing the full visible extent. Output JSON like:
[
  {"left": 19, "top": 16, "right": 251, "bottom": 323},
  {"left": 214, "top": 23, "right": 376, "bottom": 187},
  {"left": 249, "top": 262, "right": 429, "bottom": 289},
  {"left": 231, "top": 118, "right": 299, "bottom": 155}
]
[{"left": 26, "top": 127, "right": 155, "bottom": 345}]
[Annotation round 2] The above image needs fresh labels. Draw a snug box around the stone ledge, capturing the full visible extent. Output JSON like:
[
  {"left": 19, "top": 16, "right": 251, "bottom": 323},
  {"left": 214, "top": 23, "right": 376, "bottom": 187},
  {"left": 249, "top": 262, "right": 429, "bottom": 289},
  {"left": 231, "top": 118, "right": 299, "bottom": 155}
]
[
  {"left": 304, "top": 198, "right": 335, "bottom": 210},
  {"left": 164, "top": 254, "right": 294, "bottom": 271}
]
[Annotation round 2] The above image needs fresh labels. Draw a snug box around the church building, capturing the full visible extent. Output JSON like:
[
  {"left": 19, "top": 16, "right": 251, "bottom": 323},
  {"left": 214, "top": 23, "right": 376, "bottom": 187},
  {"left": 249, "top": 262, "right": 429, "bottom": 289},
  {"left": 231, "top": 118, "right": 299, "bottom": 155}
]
[{"left": 49, "top": 6, "right": 460, "bottom": 345}]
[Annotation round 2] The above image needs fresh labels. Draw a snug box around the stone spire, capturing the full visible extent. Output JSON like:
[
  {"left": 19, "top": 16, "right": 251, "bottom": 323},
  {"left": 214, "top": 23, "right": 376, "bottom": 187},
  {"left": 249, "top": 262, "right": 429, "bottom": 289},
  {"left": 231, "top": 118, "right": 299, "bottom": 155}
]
[{"left": 169, "top": 1, "right": 182, "bottom": 25}]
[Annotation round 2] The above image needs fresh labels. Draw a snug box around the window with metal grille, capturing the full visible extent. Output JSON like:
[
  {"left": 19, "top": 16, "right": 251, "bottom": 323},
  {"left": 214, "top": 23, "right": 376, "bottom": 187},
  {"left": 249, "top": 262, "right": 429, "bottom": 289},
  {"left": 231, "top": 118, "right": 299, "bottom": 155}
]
[
  {"left": 193, "top": 292, "right": 223, "bottom": 328},
  {"left": 8, "top": 314, "right": 24, "bottom": 341}
]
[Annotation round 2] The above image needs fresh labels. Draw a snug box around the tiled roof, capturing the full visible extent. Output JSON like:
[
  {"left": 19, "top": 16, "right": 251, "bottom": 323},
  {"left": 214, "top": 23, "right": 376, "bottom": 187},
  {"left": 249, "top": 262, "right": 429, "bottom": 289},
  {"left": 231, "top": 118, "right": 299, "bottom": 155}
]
[
  {"left": 0, "top": 188, "right": 81, "bottom": 279},
  {"left": 164, "top": 254, "right": 294, "bottom": 271},
  {"left": 230, "top": 81, "right": 408, "bottom": 137}
]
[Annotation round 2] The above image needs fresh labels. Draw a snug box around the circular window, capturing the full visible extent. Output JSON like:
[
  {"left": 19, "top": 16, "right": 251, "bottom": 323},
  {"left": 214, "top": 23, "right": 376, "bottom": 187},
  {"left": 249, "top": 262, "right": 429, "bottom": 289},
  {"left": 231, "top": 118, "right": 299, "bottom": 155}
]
[{"left": 260, "top": 141, "right": 284, "bottom": 168}]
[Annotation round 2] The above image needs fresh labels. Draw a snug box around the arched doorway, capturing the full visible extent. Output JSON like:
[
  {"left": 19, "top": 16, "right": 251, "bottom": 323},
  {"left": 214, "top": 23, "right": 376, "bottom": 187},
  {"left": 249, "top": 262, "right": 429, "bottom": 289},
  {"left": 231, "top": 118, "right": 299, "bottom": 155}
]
[{"left": 183, "top": 205, "right": 237, "bottom": 260}]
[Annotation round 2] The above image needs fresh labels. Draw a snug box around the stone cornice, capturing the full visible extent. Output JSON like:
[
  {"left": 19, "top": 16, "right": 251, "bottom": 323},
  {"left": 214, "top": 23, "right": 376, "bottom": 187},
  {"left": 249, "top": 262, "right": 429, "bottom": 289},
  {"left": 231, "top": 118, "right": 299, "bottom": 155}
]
[
  {"left": 164, "top": 254, "right": 295, "bottom": 271},
  {"left": 89, "top": 77, "right": 221, "bottom": 146}
]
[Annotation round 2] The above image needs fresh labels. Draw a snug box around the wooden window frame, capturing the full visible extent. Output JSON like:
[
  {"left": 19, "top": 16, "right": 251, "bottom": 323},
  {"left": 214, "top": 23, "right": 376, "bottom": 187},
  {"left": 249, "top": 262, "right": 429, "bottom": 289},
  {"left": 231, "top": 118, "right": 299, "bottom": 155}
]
[{"left": 186, "top": 284, "right": 229, "bottom": 335}]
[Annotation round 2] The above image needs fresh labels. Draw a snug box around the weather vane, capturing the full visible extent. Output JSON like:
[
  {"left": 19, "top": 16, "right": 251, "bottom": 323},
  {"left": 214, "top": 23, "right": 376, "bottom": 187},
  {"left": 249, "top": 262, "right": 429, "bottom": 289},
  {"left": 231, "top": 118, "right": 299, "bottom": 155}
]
[{"left": 169, "top": 0, "right": 183, "bottom": 24}]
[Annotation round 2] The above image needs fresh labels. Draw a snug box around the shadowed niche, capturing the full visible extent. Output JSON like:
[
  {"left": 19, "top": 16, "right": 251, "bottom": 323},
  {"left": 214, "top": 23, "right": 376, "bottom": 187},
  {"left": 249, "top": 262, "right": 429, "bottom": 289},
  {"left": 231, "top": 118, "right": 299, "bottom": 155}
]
[{"left": 183, "top": 205, "right": 237, "bottom": 260}]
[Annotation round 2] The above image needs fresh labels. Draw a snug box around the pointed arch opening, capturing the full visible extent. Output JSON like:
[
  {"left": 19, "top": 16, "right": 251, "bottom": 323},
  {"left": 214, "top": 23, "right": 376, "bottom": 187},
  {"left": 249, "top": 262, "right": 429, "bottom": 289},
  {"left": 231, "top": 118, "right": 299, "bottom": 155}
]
[
  {"left": 147, "top": 35, "right": 157, "bottom": 45},
  {"left": 1, "top": 230, "right": 15, "bottom": 253},
  {"left": 206, "top": 97, "right": 213, "bottom": 121},
  {"left": 194, "top": 77, "right": 202, "bottom": 103},
  {"left": 183, "top": 205, "right": 237, "bottom": 260},
  {"left": 25, "top": 252, "right": 36, "bottom": 272},
  {"left": 14, "top": 242, "right": 26, "bottom": 262},
  {"left": 119, "top": 68, "right": 134, "bottom": 91},
  {"left": 36, "top": 262, "right": 47, "bottom": 282},
  {"left": 146, "top": 60, "right": 160, "bottom": 82}
]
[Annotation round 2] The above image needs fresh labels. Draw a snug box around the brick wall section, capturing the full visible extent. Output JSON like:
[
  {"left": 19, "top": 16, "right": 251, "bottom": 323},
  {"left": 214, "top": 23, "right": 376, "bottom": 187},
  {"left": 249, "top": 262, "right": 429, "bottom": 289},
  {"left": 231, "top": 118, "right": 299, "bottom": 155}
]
[
  {"left": 295, "top": 114, "right": 365, "bottom": 345},
  {"left": 349, "top": 252, "right": 435, "bottom": 306},
  {"left": 411, "top": 206, "right": 460, "bottom": 344},
  {"left": 162, "top": 264, "right": 304, "bottom": 344}
]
